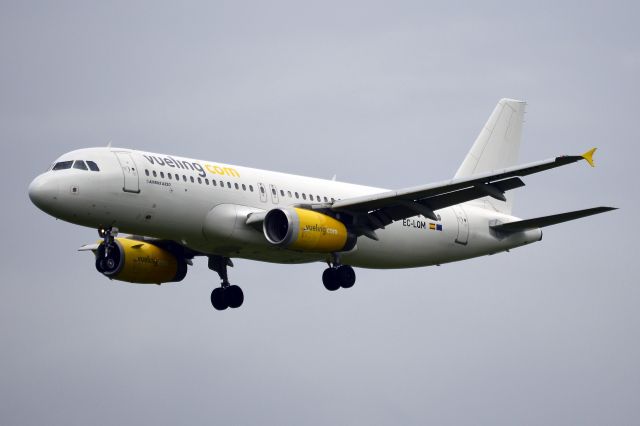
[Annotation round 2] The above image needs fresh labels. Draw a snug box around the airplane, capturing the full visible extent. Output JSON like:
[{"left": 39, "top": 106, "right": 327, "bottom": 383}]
[{"left": 28, "top": 99, "right": 616, "bottom": 310}]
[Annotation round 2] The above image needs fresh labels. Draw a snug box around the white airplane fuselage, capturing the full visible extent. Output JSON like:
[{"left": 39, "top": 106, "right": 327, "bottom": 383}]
[{"left": 29, "top": 147, "right": 542, "bottom": 269}]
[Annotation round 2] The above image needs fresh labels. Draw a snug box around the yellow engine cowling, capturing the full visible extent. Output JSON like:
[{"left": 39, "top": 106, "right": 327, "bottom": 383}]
[
  {"left": 95, "top": 238, "right": 187, "bottom": 284},
  {"left": 263, "top": 207, "right": 356, "bottom": 253}
]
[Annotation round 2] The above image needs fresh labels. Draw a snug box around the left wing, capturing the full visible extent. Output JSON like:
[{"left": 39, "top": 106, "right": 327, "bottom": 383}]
[{"left": 328, "top": 148, "right": 598, "bottom": 237}]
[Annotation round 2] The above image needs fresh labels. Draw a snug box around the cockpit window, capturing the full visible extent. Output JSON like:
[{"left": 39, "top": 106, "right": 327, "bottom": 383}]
[
  {"left": 52, "top": 161, "right": 73, "bottom": 170},
  {"left": 86, "top": 161, "right": 100, "bottom": 171},
  {"left": 73, "top": 160, "right": 88, "bottom": 170}
]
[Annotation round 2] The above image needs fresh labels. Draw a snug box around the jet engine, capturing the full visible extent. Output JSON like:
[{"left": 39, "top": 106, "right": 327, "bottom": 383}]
[
  {"left": 95, "top": 238, "right": 187, "bottom": 284},
  {"left": 263, "top": 207, "right": 356, "bottom": 253}
]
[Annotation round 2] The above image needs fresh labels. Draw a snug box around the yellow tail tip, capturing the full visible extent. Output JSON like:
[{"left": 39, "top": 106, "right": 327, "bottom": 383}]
[{"left": 581, "top": 147, "right": 597, "bottom": 167}]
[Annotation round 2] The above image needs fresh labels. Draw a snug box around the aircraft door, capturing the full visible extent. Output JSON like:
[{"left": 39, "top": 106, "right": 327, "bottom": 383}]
[
  {"left": 114, "top": 152, "right": 140, "bottom": 193},
  {"left": 257, "top": 183, "right": 267, "bottom": 203},
  {"left": 453, "top": 205, "right": 469, "bottom": 245},
  {"left": 269, "top": 184, "right": 279, "bottom": 204}
]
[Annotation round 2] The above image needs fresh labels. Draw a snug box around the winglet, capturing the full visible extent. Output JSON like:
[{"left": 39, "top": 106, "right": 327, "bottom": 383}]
[{"left": 581, "top": 147, "right": 597, "bottom": 167}]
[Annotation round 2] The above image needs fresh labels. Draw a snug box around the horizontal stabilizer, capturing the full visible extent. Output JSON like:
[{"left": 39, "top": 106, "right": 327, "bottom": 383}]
[{"left": 491, "top": 206, "right": 617, "bottom": 232}]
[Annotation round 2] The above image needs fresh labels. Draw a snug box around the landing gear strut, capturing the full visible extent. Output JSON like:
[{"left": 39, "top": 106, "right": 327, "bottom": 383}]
[
  {"left": 96, "top": 227, "right": 119, "bottom": 273},
  {"left": 322, "top": 254, "right": 356, "bottom": 291},
  {"left": 208, "top": 255, "right": 244, "bottom": 310}
]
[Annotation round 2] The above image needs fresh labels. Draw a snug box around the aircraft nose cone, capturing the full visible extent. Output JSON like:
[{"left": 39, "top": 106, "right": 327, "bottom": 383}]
[{"left": 28, "top": 175, "right": 59, "bottom": 212}]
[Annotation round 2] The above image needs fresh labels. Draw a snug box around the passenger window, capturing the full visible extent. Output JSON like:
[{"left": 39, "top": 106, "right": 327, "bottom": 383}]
[
  {"left": 295, "top": 192, "right": 299, "bottom": 199},
  {"left": 331, "top": 198, "right": 335, "bottom": 203},
  {"left": 190, "top": 176, "right": 195, "bottom": 183},
  {"left": 271, "top": 188, "right": 276, "bottom": 195},
  {"left": 175, "top": 173, "right": 179, "bottom": 180},
  {"left": 153, "top": 170, "right": 157, "bottom": 177},
  {"left": 220, "top": 180, "right": 224, "bottom": 187},
  {"left": 260, "top": 186, "right": 265, "bottom": 194},
  {"left": 52, "top": 161, "right": 73, "bottom": 170},
  {"left": 145, "top": 169, "right": 149, "bottom": 176},
  {"left": 280, "top": 190, "right": 285, "bottom": 197},
  {"left": 242, "top": 184, "right": 246, "bottom": 191},
  {"left": 302, "top": 193, "right": 307, "bottom": 200},
  {"left": 323, "top": 196, "right": 328, "bottom": 202},
  {"left": 316, "top": 195, "right": 321, "bottom": 202},
  {"left": 205, "top": 178, "right": 209, "bottom": 185},
  {"left": 183, "top": 175, "right": 187, "bottom": 181},
  {"left": 168, "top": 174, "right": 172, "bottom": 180},
  {"left": 197, "top": 177, "right": 202, "bottom": 184},
  {"left": 86, "top": 161, "right": 100, "bottom": 171},
  {"left": 227, "top": 182, "right": 231, "bottom": 188},
  {"left": 212, "top": 180, "right": 217, "bottom": 186},
  {"left": 249, "top": 185, "right": 254, "bottom": 192},
  {"left": 73, "top": 160, "right": 88, "bottom": 170},
  {"left": 235, "top": 183, "right": 239, "bottom": 189},
  {"left": 288, "top": 191, "right": 292, "bottom": 198},
  {"left": 160, "top": 172, "right": 165, "bottom": 178}
]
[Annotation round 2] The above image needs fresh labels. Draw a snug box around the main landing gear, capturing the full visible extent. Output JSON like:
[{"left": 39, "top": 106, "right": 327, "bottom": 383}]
[
  {"left": 322, "top": 254, "right": 356, "bottom": 291},
  {"left": 208, "top": 255, "right": 244, "bottom": 311}
]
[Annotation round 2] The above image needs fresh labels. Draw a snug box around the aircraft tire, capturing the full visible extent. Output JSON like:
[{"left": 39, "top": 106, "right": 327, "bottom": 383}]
[
  {"left": 211, "top": 287, "right": 228, "bottom": 310},
  {"left": 336, "top": 265, "right": 356, "bottom": 288},
  {"left": 322, "top": 268, "right": 340, "bottom": 291},
  {"left": 226, "top": 285, "right": 244, "bottom": 308}
]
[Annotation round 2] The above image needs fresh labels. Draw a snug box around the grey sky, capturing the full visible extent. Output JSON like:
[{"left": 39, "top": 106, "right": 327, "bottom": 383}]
[{"left": 1, "top": 1, "right": 638, "bottom": 425}]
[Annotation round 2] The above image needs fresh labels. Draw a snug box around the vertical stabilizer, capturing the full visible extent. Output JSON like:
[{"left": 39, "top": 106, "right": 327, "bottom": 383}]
[{"left": 454, "top": 98, "right": 526, "bottom": 214}]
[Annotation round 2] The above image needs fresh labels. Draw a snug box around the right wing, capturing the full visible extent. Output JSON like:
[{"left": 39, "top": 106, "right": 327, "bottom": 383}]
[{"left": 327, "top": 149, "right": 599, "bottom": 237}]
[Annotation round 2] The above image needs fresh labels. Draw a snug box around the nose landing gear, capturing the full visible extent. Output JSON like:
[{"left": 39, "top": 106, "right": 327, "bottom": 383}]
[
  {"left": 322, "top": 254, "right": 356, "bottom": 291},
  {"left": 95, "top": 227, "right": 119, "bottom": 273},
  {"left": 208, "top": 255, "right": 244, "bottom": 310}
]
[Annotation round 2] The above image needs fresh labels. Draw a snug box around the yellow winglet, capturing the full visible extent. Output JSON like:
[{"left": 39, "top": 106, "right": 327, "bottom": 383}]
[{"left": 581, "top": 147, "right": 597, "bottom": 167}]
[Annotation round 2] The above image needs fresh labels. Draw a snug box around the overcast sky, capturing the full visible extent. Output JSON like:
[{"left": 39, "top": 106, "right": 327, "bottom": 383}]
[{"left": 1, "top": 1, "right": 638, "bottom": 425}]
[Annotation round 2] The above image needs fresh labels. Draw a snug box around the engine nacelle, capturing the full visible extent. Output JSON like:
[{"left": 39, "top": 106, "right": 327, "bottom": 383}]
[
  {"left": 263, "top": 207, "right": 356, "bottom": 253},
  {"left": 95, "top": 238, "right": 187, "bottom": 284}
]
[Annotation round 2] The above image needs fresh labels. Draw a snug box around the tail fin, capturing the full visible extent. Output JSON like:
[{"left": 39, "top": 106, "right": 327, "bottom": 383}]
[{"left": 455, "top": 98, "right": 526, "bottom": 214}]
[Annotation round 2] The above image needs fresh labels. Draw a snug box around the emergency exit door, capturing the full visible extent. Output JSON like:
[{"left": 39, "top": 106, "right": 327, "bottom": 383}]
[{"left": 453, "top": 205, "right": 469, "bottom": 245}]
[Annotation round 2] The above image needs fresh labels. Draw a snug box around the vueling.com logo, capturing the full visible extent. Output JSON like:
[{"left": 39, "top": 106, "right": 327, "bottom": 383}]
[
  {"left": 143, "top": 154, "right": 240, "bottom": 178},
  {"left": 303, "top": 224, "right": 338, "bottom": 236},
  {"left": 135, "top": 256, "right": 159, "bottom": 266}
]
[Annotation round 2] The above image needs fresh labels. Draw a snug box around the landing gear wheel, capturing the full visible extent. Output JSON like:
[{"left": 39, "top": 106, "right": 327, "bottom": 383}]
[
  {"left": 104, "top": 257, "right": 117, "bottom": 271},
  {"left": 95, "top": 242, "right": 121, "bottom": 274},
  {"left": 322, "top": 268, "right": 340, "bottom": 291},
  {"left": 211, "top": 287, "right": 228, "bottom": 311},
  {"left": 226, "top": 285, "right": 244, "bottom": 308},
  {"left": 208, "top": 256, "right": 244, "bottom": 310},
  {"left": 336, "top": 265, "right": 356, "bottom": 289}
]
